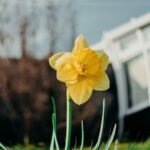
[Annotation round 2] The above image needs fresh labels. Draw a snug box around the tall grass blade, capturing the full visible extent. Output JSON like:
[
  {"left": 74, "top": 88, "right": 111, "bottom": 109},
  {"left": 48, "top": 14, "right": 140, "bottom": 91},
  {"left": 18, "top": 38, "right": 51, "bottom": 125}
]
[
  {"left": 52, "top": 113, "right": 60, "bottom": 150},
  {"left": 52, "top": 97, "right": 56, "bottom": 115},
  {"left": 73, "top": 137, "right": 77, "bottom": 150},
  {"left": 127, "top": 143, "right": 133, "bottom": 150},
  {"left": 80, "top": 120, "right": 84, "bottom": 150},
  {"left": 114, "top": 140, "right": 119, "bottom": 150},
  {"left": 103, "top": 124, "right": 116, "bottom": 150},
  {"left": 50, "top": 131, "right": 55, "bottom": 150},
  {"left": 89, "top": 140, "right": 93, "bottom": 150},
  {"left": 0, "top": 143, "right": 8, "bottom": 150},
  {"left": 50, "top": 97, "right": 59, "bottom": 150},
  {"left": 93, "top": 99, "right": 105, "bottom": 150}
]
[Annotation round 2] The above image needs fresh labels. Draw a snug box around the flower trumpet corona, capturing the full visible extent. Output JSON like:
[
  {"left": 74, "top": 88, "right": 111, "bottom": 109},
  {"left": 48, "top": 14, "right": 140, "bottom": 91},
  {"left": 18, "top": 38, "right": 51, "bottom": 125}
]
[{"left": 49, "top": 35, "right": 110, "bottom": 105}]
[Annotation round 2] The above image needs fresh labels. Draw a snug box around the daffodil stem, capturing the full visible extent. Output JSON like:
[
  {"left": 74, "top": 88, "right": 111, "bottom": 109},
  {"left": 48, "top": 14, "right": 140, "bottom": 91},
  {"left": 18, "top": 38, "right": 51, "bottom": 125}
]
[{"left": 65, "top": 96, "right": 72, "bottom": 150}]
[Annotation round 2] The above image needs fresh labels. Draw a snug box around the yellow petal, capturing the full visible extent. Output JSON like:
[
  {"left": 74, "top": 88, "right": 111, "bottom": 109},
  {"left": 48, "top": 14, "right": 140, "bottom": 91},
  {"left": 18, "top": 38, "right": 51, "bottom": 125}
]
[
  {"left": 49, "top": 52, "right": 65, "bottom": 69},
  {"left": 56, "top": 53, "right": 78, "bottom": 84},
  {"left": 73, "top": 35, "right": 89, "bottom": 54},
  {"left": 96, "top": 51, "right": 109, "bottom": 71},
  {"left": 73, "top": 48, "right": 100, "bottom": 76},
  {"left": 67, "top": 77, "right": 93, "bottom": 105},
  {"left": 93, "top": 71, "right": 110, "bottom": 91}
]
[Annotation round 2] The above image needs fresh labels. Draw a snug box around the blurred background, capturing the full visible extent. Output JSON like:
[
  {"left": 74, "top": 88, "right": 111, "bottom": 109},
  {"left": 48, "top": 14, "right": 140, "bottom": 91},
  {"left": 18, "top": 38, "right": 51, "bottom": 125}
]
[{"left": 0, "top": 0, "right": 150, "bottom": 147}]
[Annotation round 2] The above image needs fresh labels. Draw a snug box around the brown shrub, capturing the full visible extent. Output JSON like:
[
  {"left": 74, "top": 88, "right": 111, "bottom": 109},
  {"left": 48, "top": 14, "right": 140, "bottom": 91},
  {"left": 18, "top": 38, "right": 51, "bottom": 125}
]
[{"left": 0, "top": 56, "right": 117, "bottom": 146}]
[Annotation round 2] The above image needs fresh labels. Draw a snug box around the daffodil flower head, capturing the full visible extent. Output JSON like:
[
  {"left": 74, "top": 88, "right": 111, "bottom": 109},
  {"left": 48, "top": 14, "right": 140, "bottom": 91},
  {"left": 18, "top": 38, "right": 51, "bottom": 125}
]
[{"left": 49, "top": 35, "right": 110, "bottom": 105}]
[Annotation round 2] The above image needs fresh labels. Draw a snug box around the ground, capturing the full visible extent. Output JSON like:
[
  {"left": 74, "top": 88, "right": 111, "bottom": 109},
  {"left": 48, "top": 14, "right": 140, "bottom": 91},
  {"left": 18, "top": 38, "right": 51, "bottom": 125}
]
[{"left": 6, "top": 139, "right": 150, "bottom": 150}]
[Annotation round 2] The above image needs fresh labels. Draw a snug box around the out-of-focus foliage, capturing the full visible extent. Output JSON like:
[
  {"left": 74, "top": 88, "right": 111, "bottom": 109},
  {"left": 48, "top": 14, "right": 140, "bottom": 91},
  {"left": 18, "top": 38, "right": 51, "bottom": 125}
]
[
  {"left": 0, "top": 56, "right": 55, "bottom": 144},
  {"left": 0, "top": 56, "right": 117, "bottom": 146}
]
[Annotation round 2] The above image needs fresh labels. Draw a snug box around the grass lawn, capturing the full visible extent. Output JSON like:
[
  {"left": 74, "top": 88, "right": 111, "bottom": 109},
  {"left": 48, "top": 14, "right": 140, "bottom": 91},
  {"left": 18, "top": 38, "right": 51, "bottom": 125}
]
[{"left": 2, "top": 139, "right": 150, "bottom": 150}]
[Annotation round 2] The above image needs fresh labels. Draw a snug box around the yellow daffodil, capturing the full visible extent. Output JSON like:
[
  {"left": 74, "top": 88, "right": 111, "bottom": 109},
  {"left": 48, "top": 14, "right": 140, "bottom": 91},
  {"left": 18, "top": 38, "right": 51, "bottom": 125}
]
[{"left": 49, "top": 35, "right": 110, "bottom": 105}]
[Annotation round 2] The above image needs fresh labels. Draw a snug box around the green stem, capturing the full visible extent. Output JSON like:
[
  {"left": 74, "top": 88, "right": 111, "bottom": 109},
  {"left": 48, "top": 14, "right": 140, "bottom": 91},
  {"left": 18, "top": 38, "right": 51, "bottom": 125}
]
[{"left": 65, "top": 95, "right": 72, "bottom": 150}]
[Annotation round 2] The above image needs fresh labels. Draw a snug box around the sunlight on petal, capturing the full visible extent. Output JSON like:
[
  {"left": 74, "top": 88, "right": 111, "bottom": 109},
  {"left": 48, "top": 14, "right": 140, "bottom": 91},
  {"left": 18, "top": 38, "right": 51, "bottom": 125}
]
[
  {"left": 93, "top": 72, "right": 110, "bottom": 91},
  {"left": 96, "top": 51, "right": 109, "bottom": 71},
  {"left": 57, "top": 66, "right": 78, "bottom": 84},
  {"left": 55, "top": 53, "right": 72, "bottom": 69},
  {"left": 73, "top": 35, "right": 89, "bottom": 54},
  {"left": 73, "top": 48, "right": 100, "bottom": 76},
  {"left": 49, "top": 52, "right": 65, "bottom": 69},
  {"left": 67, "top": 77, "right": 93, "bottom": 105},
  {"left": 56, "top": 53, "right": 78, "bottom": 84}
]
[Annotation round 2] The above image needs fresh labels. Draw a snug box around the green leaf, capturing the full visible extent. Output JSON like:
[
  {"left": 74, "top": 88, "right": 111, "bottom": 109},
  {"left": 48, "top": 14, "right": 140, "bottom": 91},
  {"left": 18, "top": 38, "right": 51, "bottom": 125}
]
[
  {"left": 50, "top": 131, "right": 55, "bottom": 150},
  {"left": 93, "top": 99, "right": 105, "bottom": 150},
  {"left": 103, "top": 124, "right": 116, "bottom": 150},
  {"left": 114, "top": 140, "right": 119, "bottom": 150},
  {"left": 73, "top": 137, "right": 77, "bottom": 150},
  {"left": 0, "top": 143, "right": 8, "bottom": 150},
  {"left": 80, "top": 120, "right": 84, "bottom": 150},
  {"left": 52, "top": 113, "right": 60, "bottom": 150},
  {"left": 127, "top": 143, "right": 133, "bottom": 150},
  {"left": 50, "top": 97, "right": 56, "bottom": 150},
  {"left": 50, "top": 97, "right": 59, "bottom": 150},
  {"left": 52, "top": 97, "right": 56, "bottom": 115},
  {"left": 89, "top": 140, "right": 93, "bottom": 150}
]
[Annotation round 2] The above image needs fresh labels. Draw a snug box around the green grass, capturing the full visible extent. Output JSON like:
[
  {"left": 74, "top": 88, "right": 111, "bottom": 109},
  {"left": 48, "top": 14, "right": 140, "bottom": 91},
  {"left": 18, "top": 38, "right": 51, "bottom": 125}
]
[
  {"left": 6, "top": 145, "right": 47, "bottom": 150},
  {"left": 3, "top": 139, "right": 150, "bottom": 150},
  {"left": 107, "top": 138, "right": 150, "bottom": 150}
]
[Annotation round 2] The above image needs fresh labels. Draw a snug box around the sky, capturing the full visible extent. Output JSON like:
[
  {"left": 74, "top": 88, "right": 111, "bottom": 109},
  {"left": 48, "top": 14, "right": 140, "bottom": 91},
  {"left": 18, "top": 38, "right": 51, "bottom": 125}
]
[
  {"left": 0, "top": 0, "right": 150, "bottom": 58},
  {"left": 75, "top": 0, "right": 150, "bottom": 45}
]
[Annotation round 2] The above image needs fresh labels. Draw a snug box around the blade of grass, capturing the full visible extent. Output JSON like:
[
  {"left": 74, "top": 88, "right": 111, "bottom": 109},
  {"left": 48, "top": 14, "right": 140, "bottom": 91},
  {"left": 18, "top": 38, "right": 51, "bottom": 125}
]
[
  {"left": 93, "top": 99, "right": 105, "bottom": 150},
  {"left": 50, "top": 131, "right": 55, "bottom": 150},
  {"left": 89, "top": 140, "right": 93, "bottom": 150},
  {"left": 0, "top": 143, "right": 8, "bottom": 150},
  {"left": 52, "top": 113, "right": 60, "bottom": 150},
  {"left": 73, "top": 137, "right": 77, "bottom": 150},
  {"left": 114, "top": 140, "right": 119, "bottom": 150},
  {"left": 80, "top": 120, "right": 84, "bottom": 150},
  {"left": 50, "top": 97, "right": 57, "bottom": 150},
  {"left": 103, "top": 124, "right": 116, "bottom": 150},
  {"left": 50, "top": 97, "right": 59, "bottom": 150},
  {"left": 52, "top": 97, "right": 56, "bottom": 115},
  {"left": 127, "top": 143, "right": 133, "bottom": 150}
]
